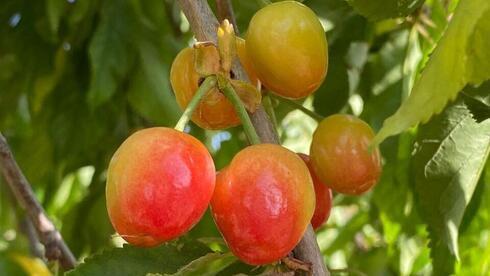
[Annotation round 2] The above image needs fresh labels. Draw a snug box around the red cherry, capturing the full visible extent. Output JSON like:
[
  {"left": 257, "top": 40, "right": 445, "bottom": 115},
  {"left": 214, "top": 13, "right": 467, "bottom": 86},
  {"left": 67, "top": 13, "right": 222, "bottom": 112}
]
[
  {"left": 310, "top": 114, "right": 382, "bottom": 195},
  {"left": 106, "top": 127, "right": 215, "bottom": 247},
  {"left": 298, "top": 153, "right": 333, "bottom": 230},
  {"left": 211, "top": 144, "right": 315, "bottom": 265}
]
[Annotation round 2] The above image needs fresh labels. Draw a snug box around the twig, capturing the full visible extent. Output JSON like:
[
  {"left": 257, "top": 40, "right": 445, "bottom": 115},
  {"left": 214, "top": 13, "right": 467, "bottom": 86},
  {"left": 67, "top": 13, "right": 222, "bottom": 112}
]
[
  {"left": 215, "top": 0, "right": 238, "bottom": 34},
  {"left": 176, "top": 1, "right": 328, "bottom": 275},
  {"left": 282, "top": 254, "right": 312, "bottom": 273},
  {"left": 0, "top": 133, "right": 76, "bottom": 269},
  {"left": 269, "top": 93, "right": 324, "bottom": 122}
]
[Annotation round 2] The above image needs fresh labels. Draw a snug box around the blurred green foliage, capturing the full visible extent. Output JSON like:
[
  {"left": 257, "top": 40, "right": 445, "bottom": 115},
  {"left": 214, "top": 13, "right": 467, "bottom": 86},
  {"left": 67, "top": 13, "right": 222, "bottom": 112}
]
[{"left": 0, "top": 0, "right": 488, "bottom": 275}]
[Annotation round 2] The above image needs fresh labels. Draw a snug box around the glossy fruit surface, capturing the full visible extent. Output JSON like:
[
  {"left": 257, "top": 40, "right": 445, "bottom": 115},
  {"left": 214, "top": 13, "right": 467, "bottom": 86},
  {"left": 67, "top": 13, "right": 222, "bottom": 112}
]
[
  {"left": 211, "top": 144, "right": 315, "bottom": 265},
  {"left": 298, "top": 153, "right": 332, "bottom": 230},
  {"left": 246, "top": 1, "right": 328, "bottom": 99},
  {"left": 310, "top": 114, "right": 381, "bottom": 195},
  {"left": 106, "top": 127, "right": 215, "bottom": 247},
  {"left": 170, "top": 47, "right": 240, "bottom": 129}
]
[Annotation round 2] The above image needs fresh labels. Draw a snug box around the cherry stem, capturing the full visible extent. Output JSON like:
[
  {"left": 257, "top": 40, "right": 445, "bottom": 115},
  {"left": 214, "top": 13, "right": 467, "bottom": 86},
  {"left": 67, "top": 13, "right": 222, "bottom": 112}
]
[
  {"left": 174, "top": 76, "right": 217, "bottom": 132},
  {"left": 221, "top": 84, "right": 262, "bottom": 145},
  {"left": 268, "top": 93, "right": 324, "bottom": 122}
]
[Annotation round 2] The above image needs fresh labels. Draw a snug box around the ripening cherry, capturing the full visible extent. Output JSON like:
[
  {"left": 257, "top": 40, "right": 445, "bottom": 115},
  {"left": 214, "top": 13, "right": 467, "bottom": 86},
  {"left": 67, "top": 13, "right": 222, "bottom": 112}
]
[
  {"left": 246, "top": 1, "right": 328, "bottom": 99},
  {"left": 310, "top": 114, "right": 381, "bottom": 195},
  {"left": 106, "top": 127, "right": 215, "bottom": 247},
  {"left": 211, "top": 144, "right": 315, "bottom": 265},
  {"left": 298, "top": 153, "right": 333, "bottom": 230},
  {"left": 170, "top": 47, "right": 240, "bottom": 130},
  {"left": 170, "top": 38, "right": 259, "bottom": 130}
]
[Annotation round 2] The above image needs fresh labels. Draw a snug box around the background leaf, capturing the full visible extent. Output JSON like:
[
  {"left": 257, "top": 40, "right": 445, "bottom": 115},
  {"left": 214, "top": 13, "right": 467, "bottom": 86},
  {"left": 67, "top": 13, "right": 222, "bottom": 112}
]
[
  {"left": 67, "top": 240, "right": 211, "bottom": 276},
  {"left": 413, "top": 90, "right": 490, "bottom": 274},
  {"left": 346, "top": 0, "right": 425, "bottom": 21},
  {"left": 373, "top": 0, "right": 490, "bottom": 145}
]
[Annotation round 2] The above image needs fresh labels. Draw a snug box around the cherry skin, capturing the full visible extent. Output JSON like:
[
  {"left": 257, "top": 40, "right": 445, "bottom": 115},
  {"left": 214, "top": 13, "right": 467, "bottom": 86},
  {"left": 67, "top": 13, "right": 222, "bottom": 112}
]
[
  {"left": 310, "top": 114, "right": 381, "bottom": 195},
  {"left": 298, "top": 153, "right": 333, "bottom": 230},
  {"left": 106, "top": 127, "right": 215, "bottom": 247},
  {"left": 246, "top": 1, "right": 328, "bottom": 99},
  {"left": 211, "top": 144, "right": 315, "bottom": 265}
]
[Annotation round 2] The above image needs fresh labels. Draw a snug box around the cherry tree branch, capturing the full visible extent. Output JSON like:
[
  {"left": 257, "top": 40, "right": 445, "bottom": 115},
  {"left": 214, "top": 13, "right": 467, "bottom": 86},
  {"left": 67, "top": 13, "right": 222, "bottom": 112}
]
[
  {"left": 215, "top": 0, "right": 238, "bottom": 33},
  {"left": 0, "top": 132, "right": 76, "bottom": 269},
  {"left": 177, "top": 1, "right": 328, "bottom": 275}
]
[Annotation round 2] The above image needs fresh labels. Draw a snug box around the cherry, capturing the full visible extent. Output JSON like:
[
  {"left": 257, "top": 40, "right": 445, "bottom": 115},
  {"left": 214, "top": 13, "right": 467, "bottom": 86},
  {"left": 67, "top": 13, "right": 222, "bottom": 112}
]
[
  {"left": 246, "top": 1, "right": 328, "bottom": 99},
  {"left": 298, "top": 153, "right": 333, "bottom": 230},
  {"left": 310, "top": 114, "right": 381, "bottom": 195},
  {"left": 211, "top": 144, "right": 315, "bottom": 265},
  {"left": 106, "top": 127, "right": 215, "bottom": 247}
]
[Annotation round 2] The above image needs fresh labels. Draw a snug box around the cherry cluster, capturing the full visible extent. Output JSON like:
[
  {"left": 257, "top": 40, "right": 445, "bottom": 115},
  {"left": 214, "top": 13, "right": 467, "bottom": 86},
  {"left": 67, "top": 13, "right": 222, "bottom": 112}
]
[{"left": 106, "top": 1, "right": 381, "bottom": 266}]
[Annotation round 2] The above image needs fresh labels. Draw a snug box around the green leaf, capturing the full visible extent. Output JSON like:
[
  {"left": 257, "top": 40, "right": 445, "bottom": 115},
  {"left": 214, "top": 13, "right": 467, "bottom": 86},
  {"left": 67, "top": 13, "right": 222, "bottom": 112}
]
[
  {"left": 413, "top": 93, "right": 490, "bottom": 274},
  {"left": 87, "top": 0, "right": 136, "bottom": 107},
  {"left": 127, "top": 41, "right": 181, "bottom": 125},
  {"left": 0, "top": 253, "right": 27, "bottom": 276},
  {"left": 313, "top": 54, "right": 349, "bottom": 116},
  {"left": 361, "top": 29, "right": 419, "bottom": 130},
  {"left": 46, "top": 0, "right": 65, "bottom": 36},
  {"left": 32, "top": 47, "right": 66, "bottom": 113},
  {"left": 373, "top": 0, "right": 490, "bottom": 145},
  {"left": 164, "top": 252, "right": 237, "bottom": 276},
  {"left": 462, "top": 81, "right": 490, "bottom": 122},
  {"left": 345, "top": 0, "right": 424, "bottom": 21},
  {"left": 67, "top": 240, "right": 212, "bottom": 276},
  {"left": 456, "top": 162, "right": 490, "bottom": 275}
]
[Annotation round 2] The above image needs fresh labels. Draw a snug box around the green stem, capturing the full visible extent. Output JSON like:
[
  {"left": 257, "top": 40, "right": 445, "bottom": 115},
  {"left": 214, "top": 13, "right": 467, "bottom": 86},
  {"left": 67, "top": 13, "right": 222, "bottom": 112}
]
[
  {"left": 268, "top": 93, "right": 324, "bottom": 122},
  {"left": 222, "top": 84, "right": 261, "bottom": 145},
  {"left": 174, "top": 76, "right": 217, "bottom": 132},
  {"left": 263, "top": 94, "right": 279, "bottom": 136}
]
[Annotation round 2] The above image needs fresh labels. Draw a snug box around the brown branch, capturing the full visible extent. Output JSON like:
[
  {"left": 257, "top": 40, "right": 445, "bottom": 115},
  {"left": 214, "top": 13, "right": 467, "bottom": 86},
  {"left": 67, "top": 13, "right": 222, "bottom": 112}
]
[
  {"left": 215, "top": 0, "right": 239, "bottom": 34},
  {"left": 176, "top": 1, "right": 328, "bottom": 275},
  {"left": 0, "top": 132, "right": 76, "bottom": 270},
  {"left": 282, "top": 254, "right": 312, "bottom": 273}
]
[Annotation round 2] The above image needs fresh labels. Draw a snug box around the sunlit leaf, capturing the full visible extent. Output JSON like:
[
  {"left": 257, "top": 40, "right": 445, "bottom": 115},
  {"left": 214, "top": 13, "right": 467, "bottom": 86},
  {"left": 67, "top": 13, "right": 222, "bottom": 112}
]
[
  {"left": 373, "top": 0, "right": 490, "bottom": 145},
  {"left": 456, "top": 162, "right": 490, "bottom": 276}
]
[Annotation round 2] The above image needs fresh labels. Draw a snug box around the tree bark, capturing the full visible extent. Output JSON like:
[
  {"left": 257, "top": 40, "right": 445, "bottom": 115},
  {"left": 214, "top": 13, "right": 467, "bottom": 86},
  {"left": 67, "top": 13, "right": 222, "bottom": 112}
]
[
  {"left": 177, "top": 1, "right": 329, "bottom": 275},
  {"left": 0, "top": 133, "right": 76, "bottom": 270},
  {"left": 215, "top": 0, "right": 238, "bottom": 34}
]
